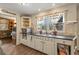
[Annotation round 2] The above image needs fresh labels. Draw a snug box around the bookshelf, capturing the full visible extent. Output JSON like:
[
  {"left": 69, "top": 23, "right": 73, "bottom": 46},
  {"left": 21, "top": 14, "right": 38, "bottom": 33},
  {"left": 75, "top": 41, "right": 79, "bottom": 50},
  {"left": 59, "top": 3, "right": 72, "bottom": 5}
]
[
  {"left": 8, "top": 19, "right": 15, "bottom": 31},
  {"left": 21, "top": 16, "right": 31, "bottom": 28}
]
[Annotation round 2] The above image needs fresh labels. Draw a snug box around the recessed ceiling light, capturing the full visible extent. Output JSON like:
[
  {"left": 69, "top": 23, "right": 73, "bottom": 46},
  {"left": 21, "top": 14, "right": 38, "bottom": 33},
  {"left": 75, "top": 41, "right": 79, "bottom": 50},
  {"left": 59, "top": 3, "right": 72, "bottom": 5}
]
[
  {"left": 52, "top": 3, "right": 55, "bottom": 6},
  {"left": 22, "top": 3, "right": 26, "bottom": 5},
  {"left": 38, "top": 9, "right": 41, "bottom": 11}
]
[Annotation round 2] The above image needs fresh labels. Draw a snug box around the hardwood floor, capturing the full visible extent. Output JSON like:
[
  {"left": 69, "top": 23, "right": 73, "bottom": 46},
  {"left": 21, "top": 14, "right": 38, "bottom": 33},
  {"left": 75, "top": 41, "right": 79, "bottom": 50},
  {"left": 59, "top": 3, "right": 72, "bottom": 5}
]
[
  {"left": 11, "top": 44, "right": 46, "bottom": 55},
  {"left": 0, "top": 38, "right": 46, "bottom": 55}
]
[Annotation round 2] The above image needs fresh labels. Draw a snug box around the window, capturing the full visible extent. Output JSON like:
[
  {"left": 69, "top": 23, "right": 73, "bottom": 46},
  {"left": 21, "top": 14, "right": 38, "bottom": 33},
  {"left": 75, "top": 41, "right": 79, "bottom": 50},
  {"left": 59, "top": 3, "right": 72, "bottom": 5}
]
[
  {"left": 51, "top": 13, "right": 64, "bottom": 31},
  {"left": 37, "top": 18, "right": 46, "bottom": 30},
  {"left": 37, "top": 13, "right": 64, "bottom": 33}
]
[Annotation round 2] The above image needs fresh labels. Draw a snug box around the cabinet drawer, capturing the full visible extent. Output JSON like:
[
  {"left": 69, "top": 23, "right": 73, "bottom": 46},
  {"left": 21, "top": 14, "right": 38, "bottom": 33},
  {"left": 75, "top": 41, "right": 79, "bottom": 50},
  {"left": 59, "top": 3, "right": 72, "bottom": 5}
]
[
  {"left": 55, "top": 39, "right": 72, "bottom": 45},
  {"left": 41, "top": 37, "right": 46, "bottom": 41},
  {"left": 45, "top": 37, "right": 54, "bottom": 41},
  {"left": 27, "top": 35, "right": 32, "bottom": 37},
  {"left": 36, "top": 36, "right": 41, "bottom": 39}
]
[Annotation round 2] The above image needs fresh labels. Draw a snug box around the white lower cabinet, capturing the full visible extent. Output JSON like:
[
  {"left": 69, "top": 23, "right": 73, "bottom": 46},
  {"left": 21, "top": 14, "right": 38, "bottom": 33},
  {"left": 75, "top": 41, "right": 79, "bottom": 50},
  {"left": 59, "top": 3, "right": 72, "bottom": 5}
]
[
  {"left": 21, "top": 39, "right": 28, "bottom": 45},
  {"left": 21, "top": 35, "right": 54, "bottom": 55},
  {"left": 27, "top": 35, "right": 35, "bottom": 48},
  {"left": 43, "top": 38, "right": 54, "bottom": 55},
  {"left": 35, "top": 36, "right": 54, "bottom": 55},
  {"left": 20, "top": 34, "right": 74, "bottom": 55},
  {"left": 20, "top": 34, "right": 28, "bottom": 45},
  {"left": 34, "top": 36, "right": 43, "bottom": 52},
  {"left": 26, "top": 35, "right": 31, "bottom": 46}
]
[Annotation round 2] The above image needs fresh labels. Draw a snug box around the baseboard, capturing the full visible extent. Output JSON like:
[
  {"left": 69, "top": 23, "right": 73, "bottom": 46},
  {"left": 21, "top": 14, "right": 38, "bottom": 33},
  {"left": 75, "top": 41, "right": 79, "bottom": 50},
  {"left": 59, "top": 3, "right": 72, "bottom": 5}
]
[{"left": 16, "top": 42, "right": 20, "bottom": 45}]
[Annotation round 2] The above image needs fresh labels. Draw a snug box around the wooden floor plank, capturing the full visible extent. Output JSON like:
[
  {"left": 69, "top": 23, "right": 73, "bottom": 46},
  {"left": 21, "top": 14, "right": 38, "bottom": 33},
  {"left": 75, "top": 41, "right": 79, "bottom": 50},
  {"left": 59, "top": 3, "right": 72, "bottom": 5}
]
[{"left": 0, "top": 38, "right": 46, "bottom": 55}]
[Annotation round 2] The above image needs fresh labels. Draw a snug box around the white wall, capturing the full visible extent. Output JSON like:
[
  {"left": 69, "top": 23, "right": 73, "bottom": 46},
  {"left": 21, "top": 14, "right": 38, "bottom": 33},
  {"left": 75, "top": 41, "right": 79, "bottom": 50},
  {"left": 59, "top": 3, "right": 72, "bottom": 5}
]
[
  {"left": 77, "top": 4, "right": 79, "bottom": 48},
  {"left": 16, "top": 14, "right": 21, "bottom": 45}
]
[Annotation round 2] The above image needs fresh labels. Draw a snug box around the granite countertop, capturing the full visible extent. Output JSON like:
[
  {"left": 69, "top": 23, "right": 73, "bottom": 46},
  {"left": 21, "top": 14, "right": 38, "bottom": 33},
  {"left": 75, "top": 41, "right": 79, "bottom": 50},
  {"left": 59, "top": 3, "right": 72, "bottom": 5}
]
[{"left": 30, "top": 34, "right": 75, "bottom": 41}]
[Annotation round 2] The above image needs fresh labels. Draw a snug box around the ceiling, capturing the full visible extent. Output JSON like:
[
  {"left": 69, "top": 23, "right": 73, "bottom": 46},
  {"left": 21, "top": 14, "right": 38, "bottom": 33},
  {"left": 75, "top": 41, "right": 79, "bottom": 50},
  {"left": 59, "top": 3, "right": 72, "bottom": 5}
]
[{"left": 0, "top": 3, "right": 68, "bottom": 16}]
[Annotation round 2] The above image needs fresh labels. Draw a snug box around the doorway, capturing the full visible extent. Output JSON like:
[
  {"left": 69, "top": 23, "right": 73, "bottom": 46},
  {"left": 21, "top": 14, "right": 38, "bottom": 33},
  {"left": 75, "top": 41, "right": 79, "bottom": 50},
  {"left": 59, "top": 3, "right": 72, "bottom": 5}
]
[{"left": 0, "top": 14, "right": 17, "bottom": 45}]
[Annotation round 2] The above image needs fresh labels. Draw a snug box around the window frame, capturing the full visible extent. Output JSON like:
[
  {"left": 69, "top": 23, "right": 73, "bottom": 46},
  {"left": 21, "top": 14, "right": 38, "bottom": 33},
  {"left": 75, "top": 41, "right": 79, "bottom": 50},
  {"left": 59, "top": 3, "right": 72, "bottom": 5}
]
[{"left": 36, "top": 13, "right": 65, "bottom": 34}]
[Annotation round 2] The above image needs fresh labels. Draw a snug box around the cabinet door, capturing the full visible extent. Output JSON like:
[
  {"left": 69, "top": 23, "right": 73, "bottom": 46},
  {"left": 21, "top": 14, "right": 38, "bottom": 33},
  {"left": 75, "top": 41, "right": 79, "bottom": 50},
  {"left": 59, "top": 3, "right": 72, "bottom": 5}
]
[
  {"left": 43, "top": 38, "right": 54, "bottom": 55},
  {"left": 21, "top": 39, "right": 28, "bottom": 45},
  {"left": 43, "top": 41, "right": 52, "bottom": 54},
  {"left": 30, "top": 36, "right": 35, "bottom": 48},
  {"left": 31, "top": 36, "right": 36, "bottom": 48},
  {"left": 26, "top": 35, "right": 31, "bottom": 46},
  {"left": 34, "top": 36, "right": 43, "bottom": 52},
  {"left": 27, "top": 35, "right": 35, "bottom": 48},
  {"left": 27, "top": 35, "right": 32, "bottom": 47},
  {"left": 20, "top": 34, "right": 28, "bottom": 45}
]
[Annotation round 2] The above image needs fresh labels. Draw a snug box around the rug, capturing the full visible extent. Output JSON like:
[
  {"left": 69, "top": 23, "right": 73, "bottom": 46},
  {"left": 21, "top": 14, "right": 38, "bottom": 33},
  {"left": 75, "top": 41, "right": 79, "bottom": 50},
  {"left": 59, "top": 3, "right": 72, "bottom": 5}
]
[
  {"left": 0, "top": 47, "right": 5, "bottom": 55},
  {"left": 1, "top": 43, "right": 15, "bottom": 55}
]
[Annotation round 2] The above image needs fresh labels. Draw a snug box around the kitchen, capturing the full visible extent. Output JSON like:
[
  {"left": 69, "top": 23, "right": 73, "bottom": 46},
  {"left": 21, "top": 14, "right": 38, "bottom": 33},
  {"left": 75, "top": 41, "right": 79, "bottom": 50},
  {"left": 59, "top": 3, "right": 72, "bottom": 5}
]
[{"left": 0, "top": 3, "right": 78, "bottom": 55}]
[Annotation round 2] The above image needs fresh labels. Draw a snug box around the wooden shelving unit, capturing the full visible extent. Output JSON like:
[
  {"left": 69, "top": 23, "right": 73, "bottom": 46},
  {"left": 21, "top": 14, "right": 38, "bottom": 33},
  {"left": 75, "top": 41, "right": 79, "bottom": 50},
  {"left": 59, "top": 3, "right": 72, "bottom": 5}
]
[
  {"left": 21, "top": 16, "right": 31, "bottom": 28},
  {"left": 8, "top": 19, "right": 15, "bottom": 31}
]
